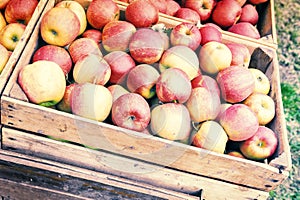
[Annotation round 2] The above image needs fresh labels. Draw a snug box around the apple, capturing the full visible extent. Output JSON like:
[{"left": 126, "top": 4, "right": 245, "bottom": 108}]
[
  {"left": 215, "top": 103, "right": 232, "bottom": 121},
  {"left": 102, "top": 20, "right": 136, "bottom": 52},
  {"left": 192, "top": 120, "right": 228, "bottom": 154},
  {"left": 56, "top": 83, "right": 77, "bottom": 113},
  {"left": 227, "top": 151, "right": 245, "bottom": 158},
  {"left": 68, "top": 37, "right": 103, "bottom": 64},
  {"left": 174, "top": 8, "right": 201, "bottom": 24},
  {"left": 129, "top": 28, "right": 165, "bottom": 64},
  {"left": 225, "top": 42, "right": 251, "bottom": 68},
  {"left": 240, "top": 126, "right": 278, "bottom": 160},
  {"left": 186, "top": 87, "right": 221, "bottom": 122},
  {"left": 219, "top": 104, "right": 259, "bottom": 141},
  {"left": 104, "top": 51, "right": 136, "bottom": 84},
  {"left": 243, "top": 92, "right": 275, "bottom": 125},
  {"left": 159, "top": 45, "right": 200, "bottom": 80},
  {"left": 0, "top": 0, "right": 10, "bottom": 9},
  {"left": 0, "top": 12, "right": 6, "bottom": 32},
  {"left": 86, "top": 0, "right": 120, "bottom": 29},
  {"left": 0, "top": 23, "right": 26, "bottom": 51},
  {"left": 111, "top": 93, "right": 151, "bottom": 132},
  {"left": 32, "top": 44, "right": 73, "bottom": 76},
  {"left": 82, "top": 29, "right": 102, "bottom": 45},
  {"left": 199, "top": 25, "right": 222, "bottom": 46},
  {"left": 248, "top": 0, "right": 268, "bottom": 5},
  {"left": 55, "top": 0, "right": 87, "bottom": 35},
  {"left": 234, "top": 0, "right": 247, "bottom": 7},
  {"left": 199, "top": 41, "right": 232, "bottom": 74},
  {"left": 126, "top": 64, "right": 160, "bottom": 99},
  {"left": 40, "top": 7, "right": 80, "bottom": 47},
  {"left": 18, "top": 60, "right": 66, "bottom": 107},
  {"left": 73, "top": 54, "right": 111, "bottom": 85},
  {"left": 125, "top": 0, "right": 159, "bottom": 28},
  {"left": 238, "top": 4, "right": 259, "bottom": 25},
  {"left": 107, "top": 84, "right": 129, "bottom": 102},
  {"left": 184, "top": 0, "right": 217, "bottom": 23},
  {"left": 151, "top": 23, "right": 170, "bottom": 50},
  {"left": 191, "top": 75, "right": 220, "bottom": 96},
  {"left": 249, "top": 68, "right": 271, "bottom": 95},
  {"left": 150, "top": 103, "right": 191, "bottom": 141},
  {"left": 228, "top": 22, "right": 260, "bottom": 39},
  {"left": 4, "top": 0, "right": 38, "bottom": 25},
  {"left": 148, "top": 0, "right": 167, "bottom": 14},
  {"left": 71, "top": 82, "right": 112, "bottom": 122},
  {"left": 170, "top": 22, "right": 202, "bottom": 51},
  {"left": 165, "top": 0, "right": 181, "bottom": 16},
  {"left": 211, "top": 0, "right": 242, "bottom": 29},
  {"left": 0, "top": 43, "right": 9, "bottom": 73},
  {"left": 217, "top": 66, "right": 255, "bottom": 103}
]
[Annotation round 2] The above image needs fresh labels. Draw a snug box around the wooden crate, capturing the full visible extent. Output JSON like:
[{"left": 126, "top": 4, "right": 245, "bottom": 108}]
[
  {"left": 0, "top": 0, "right": 48, "bottom": 95},
  {"left": 0, "top": 0, "right": 291, "bottom": 198}
]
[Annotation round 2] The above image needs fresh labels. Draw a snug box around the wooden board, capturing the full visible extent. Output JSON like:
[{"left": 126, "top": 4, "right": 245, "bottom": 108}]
[{"left": 0, "top": 0, "right": 291, "bottom": 193}]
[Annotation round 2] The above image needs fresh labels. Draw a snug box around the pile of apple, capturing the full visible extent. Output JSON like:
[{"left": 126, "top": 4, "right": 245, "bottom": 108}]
[
  {"left": 18, "top": 0, "right": 278, "bottom": 162},
  {"left": 0, "top": 0, "right": 39, "bottom": 74}
]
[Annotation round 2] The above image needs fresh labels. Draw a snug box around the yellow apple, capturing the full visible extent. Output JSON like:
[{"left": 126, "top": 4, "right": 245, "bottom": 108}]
[
  {"left": 0, "top": 43, "right": 9, "bottom": 73},
  {"left": 249, "top": 68, "right": 271, "bottom": 95},
  {"left": 0, "top": 12, "right": 6, "bottom": 32},
  {"left": 0, "top": 22, "right": 26, "bottom": 51},
  {"left": 18, "top": 60, "right": 66, "bottom": 107}
]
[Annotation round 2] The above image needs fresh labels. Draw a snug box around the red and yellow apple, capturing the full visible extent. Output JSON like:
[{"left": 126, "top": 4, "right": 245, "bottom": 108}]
[
  {"left": 56, "top": 83, "right": 77, "bottom": 113},
  {"left": 225, "top": 42, "right": 251, "bottom": 68},
  {"left": 0, "top": 22, "right": 26, "bottom": 51},
  {"left": 174, "top": 8, "right": 201, "bottom": 24},
  {"left": 249, "top": 68, "right": 271, "bottom": 95},
  {"left": 107, "top": 84, "right": 129, "bottom": 102}
]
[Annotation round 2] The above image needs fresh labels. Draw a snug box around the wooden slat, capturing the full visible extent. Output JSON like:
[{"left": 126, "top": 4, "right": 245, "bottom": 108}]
[{"left": 1, "top": 128, "right": 270, "bottom": 200}]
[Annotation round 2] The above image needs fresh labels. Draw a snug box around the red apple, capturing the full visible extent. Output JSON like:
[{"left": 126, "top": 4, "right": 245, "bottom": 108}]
[
  {"left": 170, "top": 22, "right": 202, "bottom": 51},
  {"left": 32, "top": 45, "right": 72, "bottom": 76},
  {"left": 104, "top": 51, "right": 136, "bottom": 84},
  {"left": 165, "top": 0, "right": 181, "bottom": 16},
  {"left": 126, "top": 64, "right": 160, "bottom": 99},
  {"left": 215, "top": 103, "right": 232, "bottom": 121},
  {"left": 238, "top": 4, "right": 259, "bottom": 25},
  {"left": 184, "top": 0, "right": 217, "bottom": 23},
  {"left": 186, "top": 87, "right": 221, "bottom": 122},
  {"left": 156, "top": 68, "right": 192, "bottom": 103},
  {"left": 219, "top": 104, "right": 259, "bottom": 141},
  {"left": 4, "top": 0, "right": 38, "bottom": 25},
  {"left": 56, "top": 83, "right": 77, "bottom": 113},
  {"left": 82, "top": 29, "right": 102, "bottom": 45},
  {"left": 129, "top": 28, "right": 165, "bottom": 64},
  {"left": 125, "top": 0, "right": 159, "bottom": 28},
  {"left": 199, "top": 25, "right": 222, "bottom": 46},
  {"left": 107, "top": 84, "right": 130, "bottom": 102},
  {"left": 191, "top": 75, "right": 220, "bottom": 97},
  {"left": 225, "top": 42, "right": 251, "bottom": 68},
  {"left": 211, "top": 0, "right": 242, "bottom": 29},
  {"left": 86, "top": 0, "right": 120, "bottom": 29},
  {"left": 228, "top": 22, "right": 260, "bottom": 39},
  {"left": 240, "top": 126, "right": 278, "bottom": 160},
  {"left": 217, "top": 66, "right": 255, "bottom": 103},
  {"left": 175, "top": 8, "right": 201, "bottom": 24},
  {"left": 148, "top": 0, "right": 167, "bottom": 14},
  {"left": 102, "top": 20, "right": 136, "bottom": 52},
  {"left": 111, "top": 93, "right": 151, "bottom": 132},
  {"left": 248, "top": 0, "right": 268, "bottom": 5}
]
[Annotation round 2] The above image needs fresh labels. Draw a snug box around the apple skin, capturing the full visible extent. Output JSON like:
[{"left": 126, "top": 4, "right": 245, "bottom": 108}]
[
  {"left": 18, "top": 60, "right": 66, "bottom": 107},
  {"left": 125, "top": 0, "right": 159, "bottom": 28},
  {"left": 248, "top": 0, "right": 268, "bottom": 5},
  {"left": 82, "top": 29, "right": 102, "bottom": 45},
  {"left": 0, "top": 43, "right": 9, "bottom": 73},
  {"left": 0, "top": 0, "right": 10, "bottom": 9},
  {"left": 148, "top": 0, "right": 167, "bottom": 14},
  {"left": 249, "top": 68, "right": 271, "bottom": 95},
  {"left": 86, "top": 0, "right": 120, "bottom": 29},
  {"left": 129, "top": 28, "right": 165, "bottom": 64},
  {"left": 104, "top": 51, "right": 136, "bottom": 84},
  {"left": 211, "top": 0, "right": 242, "bottom": 29},
  {"left": 219, "top": 104, "right": 259, "bottom": 141},
  {"left": 243, "top": 92, "right": 275, "bottom": 125},
  {"left": 170, "top": 22, "right": 202, "bottom": 51},
  {"left": 227, "top": 151, "right": 245, "bottom": 158},
  {"left": 111, "top": 92, "right": 151, "bottom": 132},
  {"left": 165, "top": 0, "right": 181, "bottom": 16},
  {"left": 175, "top": 8, "right": 201, "bottom": 24},
  {"left": 72, "top": 54, "right": 111, "bottom": 86},
  {"left": 102, "top": 20, "right": 136, "bottom": 52},
  {"left": 225, "top": 42, "right": 251, "bottom": 68},
  {"left": 191, "top": 75, "right": 220, "bottom": 97},
  {"left": 228, "top": 22, "right": 260, "bottom": 39},
  {"left": 156, "top": 68, "right": 192, "bottom": 104},
  {"left": 217, "top": 66, "right": 255, "bottom": 103},
  {"left": 238, "top": 4, "right": 259, "bottom": 25},
  {"left": 68, "top": 37, "right": 103, "bottom": 64},
  {"left": 186, "top": 87, "right": 221, "bottom": 123},
  {"left": 199, "top": 41, "right": 232, "bottom": 75},
  {"left": 192, "top": 120, "right": 228, "bottom": 154},
  {"left": 55, "top": 0, "right": 87, "bottom": 35},
  {"left": 40, "top": 7, "right": 80, "bottom": 47},
  {"left": 184, "top": 0, "right": 217, "bottom": 23},
  {"left": 159, "top": 45, "right": 200, "bottom": 80},
  {"left": 56, "top": 83, "right": 77, "bottom": 113},
  {"left": 0, "top": 11, "right": 7, "bottom": 31},
  {"left": 199, "top": 25, "right": 222, "bottom": 46},
  {"left": 107, "top": 84, "right": 129, "bottom": 102},
  {"left": 4, "top": 0, "right": 38, "bottom": 25},
  {"left": 240, "top": 126, "right": 278, "bottom": 160},
  {"left": 150, "top": 103, "right": 191, "bottom": 141},
  {"left": 0, "top": 23, "right": 26, "bottom": 51},
  {"left": 215, "top": 103, "right": 232, "bottom": 121},
  {"left": 32, "top": 45, "right": 73, "bottom": 76},
  {"left": 126, "top": 64, "right": 160, "bottom": 99},
  {"left": 71, "top": 82, "right": 112, "bottom": 122}
]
